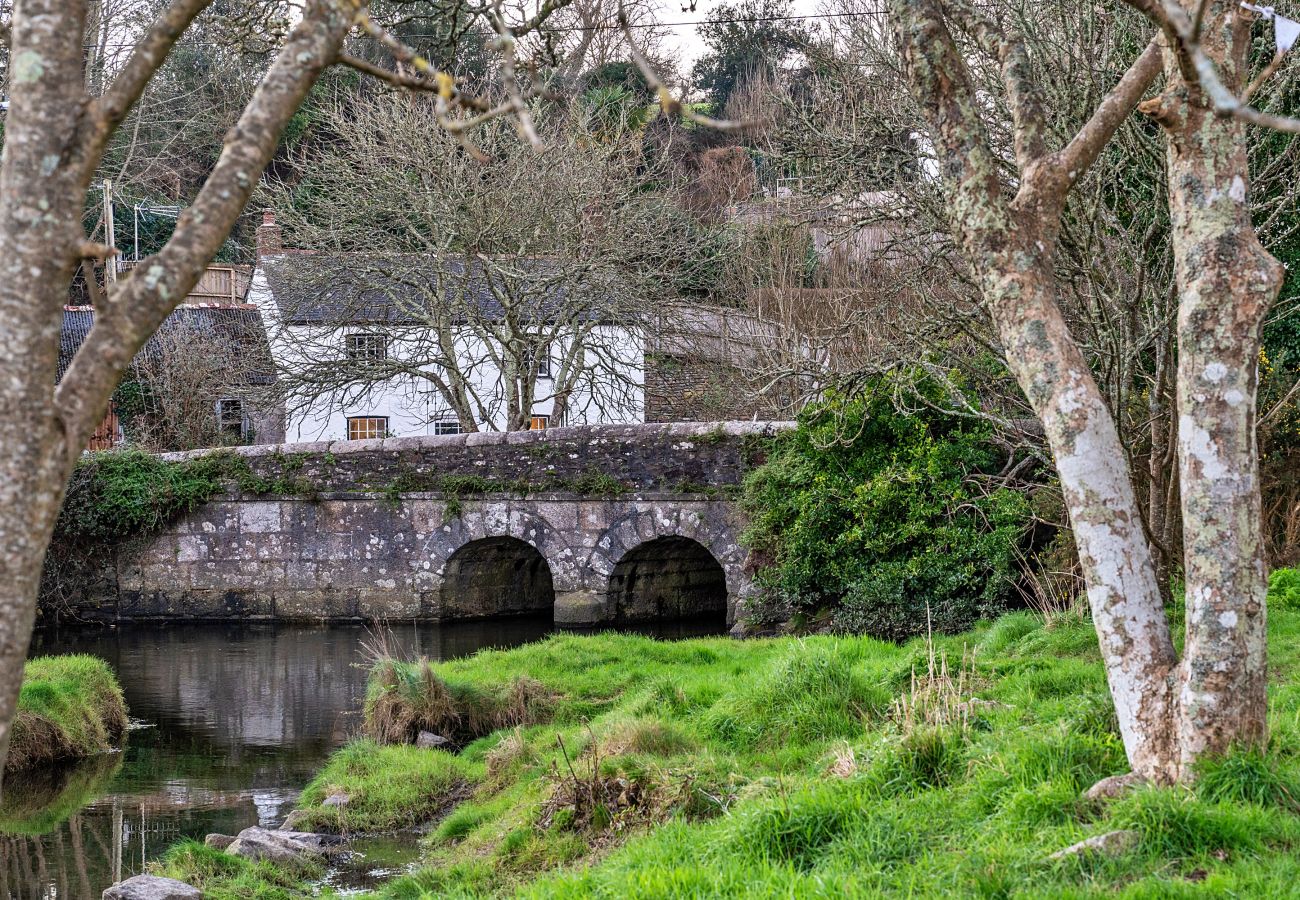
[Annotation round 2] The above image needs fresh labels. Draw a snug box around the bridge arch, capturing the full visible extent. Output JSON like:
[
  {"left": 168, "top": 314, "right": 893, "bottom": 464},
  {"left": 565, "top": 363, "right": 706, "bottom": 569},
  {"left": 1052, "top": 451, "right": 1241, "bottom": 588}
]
[
  {"left": 606, "top": 536, "right": 728, "bottom": 624},
  {"left": 439, "top": 536, "right": 555, "bottom": 619}
]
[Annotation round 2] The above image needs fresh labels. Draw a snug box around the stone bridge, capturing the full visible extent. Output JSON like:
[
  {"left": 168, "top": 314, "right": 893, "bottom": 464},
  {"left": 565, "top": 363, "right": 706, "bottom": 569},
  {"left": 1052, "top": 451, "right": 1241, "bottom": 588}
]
[{"left": 92, "top": 422, "right": 793, "bottom": 627}]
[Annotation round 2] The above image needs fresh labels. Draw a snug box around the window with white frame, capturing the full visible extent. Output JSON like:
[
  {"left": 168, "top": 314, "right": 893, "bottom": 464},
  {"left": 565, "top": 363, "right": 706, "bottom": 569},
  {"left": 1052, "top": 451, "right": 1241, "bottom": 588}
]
[
  {"left": 524, "top": 342, "right": 552, "bottom": 379},
  {"left": 345, "top": 331, "right": 388, "bottom": 362},
  {"left": 434, "top": 420, "right": 464, "bottom": 436},
  {"left": 347, "top": 416, "right": 389, "bottom": 440}
]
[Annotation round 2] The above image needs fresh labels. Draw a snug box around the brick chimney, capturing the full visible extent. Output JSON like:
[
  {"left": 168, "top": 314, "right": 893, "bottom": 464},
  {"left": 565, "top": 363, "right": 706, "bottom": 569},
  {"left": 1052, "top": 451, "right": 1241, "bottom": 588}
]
[{"left": 256, "top": 208, "right": 282, "bottom": 259}]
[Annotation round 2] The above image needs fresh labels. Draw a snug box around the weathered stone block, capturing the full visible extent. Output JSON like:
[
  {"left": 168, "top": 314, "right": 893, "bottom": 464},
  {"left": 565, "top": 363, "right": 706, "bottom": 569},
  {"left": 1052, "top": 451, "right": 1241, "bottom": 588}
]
[{"left": 239, "top": 502, "right": 282, "bottom": 533}]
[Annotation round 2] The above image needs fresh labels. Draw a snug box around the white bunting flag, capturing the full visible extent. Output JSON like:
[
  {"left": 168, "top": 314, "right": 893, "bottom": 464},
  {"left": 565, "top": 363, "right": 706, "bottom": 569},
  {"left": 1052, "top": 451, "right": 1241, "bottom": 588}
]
[
  {"left": 1242, "top": 2, "right": 1300, "bottom": 53},
  {"left": 1277, "top": 13, "right": 1300, "bottom": 50}
]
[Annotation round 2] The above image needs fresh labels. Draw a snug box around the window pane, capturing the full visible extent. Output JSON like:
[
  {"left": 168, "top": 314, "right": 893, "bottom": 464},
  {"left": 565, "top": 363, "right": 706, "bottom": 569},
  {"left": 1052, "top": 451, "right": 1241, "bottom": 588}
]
[
  {"left": 347, "top": 417, "right": 388, "bottom": 440},
  {"left": 346, "top": 332, "right": 388, "bottom": 361},
  {"left": 529, "top": 415, "right": 549, "bottom": 431}
]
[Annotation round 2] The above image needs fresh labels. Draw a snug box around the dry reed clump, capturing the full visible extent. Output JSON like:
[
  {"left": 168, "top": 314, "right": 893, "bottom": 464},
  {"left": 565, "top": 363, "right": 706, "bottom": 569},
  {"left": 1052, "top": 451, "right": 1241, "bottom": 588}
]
[
  {"left": 484, "top": 727, "right": 537, "bottom": 786},
  {"left": 538, "top": 732, "right": 650, "bottom": 835},
  {"left": 825, "top": 744, "right": 858, "bottom": 778},
  {"left": 364, "top": 659, "right": 556, "bottom": 746},
  {"left": 889, "top": 610, "right": 988, "bottom": 735},
  {"left": 365, "top": 658, "right": 462, "bottom": 745}
]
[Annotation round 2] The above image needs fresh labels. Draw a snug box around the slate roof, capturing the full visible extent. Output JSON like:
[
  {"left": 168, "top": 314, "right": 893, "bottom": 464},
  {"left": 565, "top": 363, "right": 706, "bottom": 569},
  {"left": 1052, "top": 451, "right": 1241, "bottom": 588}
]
[
  {"left": 58, "top": 305, "right": 277, "bottom": 385},
  {"left": 261, "top": 254, "right": 628, "bottom": 326}
]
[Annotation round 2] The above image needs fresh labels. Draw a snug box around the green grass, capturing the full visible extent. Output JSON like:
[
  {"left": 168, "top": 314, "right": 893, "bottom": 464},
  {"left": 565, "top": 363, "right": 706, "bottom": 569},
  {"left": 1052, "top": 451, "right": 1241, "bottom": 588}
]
[
  {"left": 9, "top": 654, "right": 127, "bottom": 773},
  {"left": 153, "top": 841, "right": 325, "bottom": 900},
  {"left": 293, "top": 741, "right": 473, "bottom": 832},
  {"left": 167, "top": 577, "right": 1300, "bottom": 898}
]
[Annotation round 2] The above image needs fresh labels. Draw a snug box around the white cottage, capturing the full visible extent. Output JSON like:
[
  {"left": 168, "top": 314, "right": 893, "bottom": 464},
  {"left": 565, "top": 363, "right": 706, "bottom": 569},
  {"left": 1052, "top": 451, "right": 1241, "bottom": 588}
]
[{"left": 249, "top": 212, "right": 647, "bottom": 441}]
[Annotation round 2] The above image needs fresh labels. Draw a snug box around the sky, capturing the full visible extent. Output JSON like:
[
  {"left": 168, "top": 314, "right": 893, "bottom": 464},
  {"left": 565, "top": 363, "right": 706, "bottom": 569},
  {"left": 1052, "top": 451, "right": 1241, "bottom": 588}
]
[{"left": 648, "top": 0, "right": 823, "bottom": 68}]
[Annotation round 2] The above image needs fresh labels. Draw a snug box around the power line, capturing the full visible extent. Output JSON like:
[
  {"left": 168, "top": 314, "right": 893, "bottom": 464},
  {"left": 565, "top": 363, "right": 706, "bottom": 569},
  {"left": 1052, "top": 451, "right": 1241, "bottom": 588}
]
[{"left": 80, "top": 7, "right": 886, "bottom": 49}]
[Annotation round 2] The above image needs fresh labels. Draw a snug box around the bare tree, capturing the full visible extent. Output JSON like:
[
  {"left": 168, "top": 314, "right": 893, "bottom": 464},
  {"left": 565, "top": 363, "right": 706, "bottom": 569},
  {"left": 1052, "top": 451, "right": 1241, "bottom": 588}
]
[
  {"left": 121, "top": 314, "right": 278, "bottom": 451},
  {"left": 265, "top": 96, "right": 694, "bottom": 433},
  {"left": 0, "top": 0, "right": 573, "bottom": 774}
]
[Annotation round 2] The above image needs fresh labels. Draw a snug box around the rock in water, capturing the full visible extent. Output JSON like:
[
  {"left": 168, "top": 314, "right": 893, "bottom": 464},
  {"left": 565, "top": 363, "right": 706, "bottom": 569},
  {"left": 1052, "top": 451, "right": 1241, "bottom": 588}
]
[
  {"left": 225, "top": 826, "right": 343, "bottom": 865},
  {"left": 417, "top": 731, "right": 451, "bottom": 749},
  {"left": 102, "top": 874, "right": 201, "bottom": 899}
]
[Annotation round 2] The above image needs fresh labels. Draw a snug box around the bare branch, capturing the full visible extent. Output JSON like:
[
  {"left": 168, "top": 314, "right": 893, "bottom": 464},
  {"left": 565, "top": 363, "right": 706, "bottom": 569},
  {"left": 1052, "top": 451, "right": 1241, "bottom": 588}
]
[
  {"left": 618, "top": 3, "right": 752, "bottom": 132},
  {"left": 56, "top": 0, "right": 356, "bottom": 454},
  {"left": 1037, "top": 37, "right": 1163, "bottom": 199},
  {"left": 945, "top": 0, "right": 1049, "bottom": 169},
  {"left": 1122, "top": 0, "right": 1300, "bottom": 133}
]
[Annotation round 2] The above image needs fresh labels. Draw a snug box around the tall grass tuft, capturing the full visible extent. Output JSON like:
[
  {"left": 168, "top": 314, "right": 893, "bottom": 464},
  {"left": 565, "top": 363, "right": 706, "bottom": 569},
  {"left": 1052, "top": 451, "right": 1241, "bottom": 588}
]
[{"left": 9, "top": 655, "right": 127, "bottom": 772}]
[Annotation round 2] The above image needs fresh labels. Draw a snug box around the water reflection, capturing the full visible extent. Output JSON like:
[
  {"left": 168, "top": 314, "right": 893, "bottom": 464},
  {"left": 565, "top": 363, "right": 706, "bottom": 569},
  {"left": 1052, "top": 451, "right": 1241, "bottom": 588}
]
[{"left": 5, "top": 616, "right": 724, "bottom": 898}]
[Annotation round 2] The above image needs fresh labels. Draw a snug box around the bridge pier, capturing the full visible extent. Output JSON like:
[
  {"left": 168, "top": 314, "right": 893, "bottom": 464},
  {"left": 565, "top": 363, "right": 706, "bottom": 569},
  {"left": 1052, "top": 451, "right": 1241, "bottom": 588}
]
[{"left": 554, "top": 590, "right": 608, "bottom": 626}]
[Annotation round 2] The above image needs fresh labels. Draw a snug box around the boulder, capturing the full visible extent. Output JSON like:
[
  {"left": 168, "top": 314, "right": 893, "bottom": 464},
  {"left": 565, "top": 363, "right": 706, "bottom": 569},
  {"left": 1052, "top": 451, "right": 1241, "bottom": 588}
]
[
  {"left": 323, "top": 791, "right": 350, "bottom": 807},
  {"left": 280, "top": 809, "right": 310, "bottom": 830},
  {"left": 225, "top": 826, "right": 344, "bottom": 866},
  {"left": 1085, "top": 773, "right": 1147, "bottom": 802},
  {"left": 1049, "top": 829, "right": 1140, "bottom": 861},
  {"left": 416, "top": 731, "right": 451, "bottom": 749},
  {"left": 102, "top": 874, "right": 201, "bottom": 900},
  {"left": 204, "top": 833, "right": 235, "bottom": 850}
]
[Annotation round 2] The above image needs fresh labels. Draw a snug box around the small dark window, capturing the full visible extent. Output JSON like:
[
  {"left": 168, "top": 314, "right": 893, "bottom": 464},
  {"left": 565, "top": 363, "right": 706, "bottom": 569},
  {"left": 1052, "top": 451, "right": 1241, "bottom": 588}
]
[
  {"left": 347, "top": 416, "right": 389, "bottom": 440},
  {"left": 346, "top": 332, "right": 388, "bottom": 361},
  {"left": 216, "top": 398, "right": 246, "bottom": 441},
  {"left": 434, "top": 420, "right": 464, "bottom": 436}
]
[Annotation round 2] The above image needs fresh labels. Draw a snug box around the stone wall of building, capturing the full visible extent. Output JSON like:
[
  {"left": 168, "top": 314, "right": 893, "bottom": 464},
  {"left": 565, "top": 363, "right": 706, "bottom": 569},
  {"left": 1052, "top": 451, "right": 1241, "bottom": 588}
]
[{"left": 85, "top": 422, "right": 794, "bottom": 626}]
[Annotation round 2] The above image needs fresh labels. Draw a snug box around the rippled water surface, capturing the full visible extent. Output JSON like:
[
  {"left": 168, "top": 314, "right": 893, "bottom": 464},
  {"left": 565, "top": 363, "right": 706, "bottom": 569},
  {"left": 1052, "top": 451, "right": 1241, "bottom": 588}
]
[{"left": 5, "top": 617, "right": 722, "bottom": 898}]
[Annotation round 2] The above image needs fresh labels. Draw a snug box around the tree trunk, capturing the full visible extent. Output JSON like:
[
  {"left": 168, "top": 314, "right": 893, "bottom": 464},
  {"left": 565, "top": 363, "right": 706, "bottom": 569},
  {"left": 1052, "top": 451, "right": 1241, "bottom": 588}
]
[
  {"left": 1144, "top": 4, "right": 1281, "bottom": 771},
  {"left": 0, "top": 0, "right": 355, "bottom": 778},
  {"left": 981, "top": 244, "right": 1181, "bottom": 779},
  {"left": 0, "top": 0, "right": 96, "bottom": 774}
]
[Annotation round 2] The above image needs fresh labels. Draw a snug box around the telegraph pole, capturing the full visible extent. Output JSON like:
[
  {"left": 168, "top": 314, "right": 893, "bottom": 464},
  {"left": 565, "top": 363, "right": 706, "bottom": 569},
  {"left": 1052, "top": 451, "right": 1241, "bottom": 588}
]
[{"left": 103, "top": 179, "right": 117, "bottom": 283}]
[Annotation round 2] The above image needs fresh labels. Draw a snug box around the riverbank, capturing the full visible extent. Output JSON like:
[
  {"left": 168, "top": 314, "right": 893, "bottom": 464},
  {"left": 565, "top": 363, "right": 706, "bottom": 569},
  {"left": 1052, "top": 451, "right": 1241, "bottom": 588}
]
[
  {"left": 9, "top": 654, "right": 127, "bottom": 773},
  {"left": 161, "top": 585, "right": 1300, "bottom": 897}
]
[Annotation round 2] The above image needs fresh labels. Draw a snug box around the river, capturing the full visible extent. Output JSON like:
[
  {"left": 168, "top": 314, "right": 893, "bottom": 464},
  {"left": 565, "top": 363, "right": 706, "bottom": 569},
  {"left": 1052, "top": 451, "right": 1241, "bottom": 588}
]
[{"left": 3, "top": 616, "right": 723, "bottom": 899}]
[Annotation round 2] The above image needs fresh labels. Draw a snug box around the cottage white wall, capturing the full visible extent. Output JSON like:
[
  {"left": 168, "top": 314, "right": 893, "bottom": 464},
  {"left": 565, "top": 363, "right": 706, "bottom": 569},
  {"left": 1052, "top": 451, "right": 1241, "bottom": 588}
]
[{"left": 250, "top": 264, "right": 645, "bottom": 440}]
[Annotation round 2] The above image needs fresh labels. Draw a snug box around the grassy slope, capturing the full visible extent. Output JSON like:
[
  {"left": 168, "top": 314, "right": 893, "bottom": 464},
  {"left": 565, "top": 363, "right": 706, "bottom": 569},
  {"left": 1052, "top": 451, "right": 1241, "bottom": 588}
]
[
  {"left": 9, "top": 654, "right": 127, "bottom": 772},
  {"left": 164, "top": 599, "right": 1300, "bottom": 898}
]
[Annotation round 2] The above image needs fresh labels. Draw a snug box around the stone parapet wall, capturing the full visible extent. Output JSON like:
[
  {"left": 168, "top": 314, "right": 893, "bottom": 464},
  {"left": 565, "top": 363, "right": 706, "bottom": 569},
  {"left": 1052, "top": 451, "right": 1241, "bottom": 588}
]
[
  {"left": 162, "top": 421, "right": 793, "bottom": 495},
  {"left": 85, "top": 422, "right": 796, "bottom": 625}
]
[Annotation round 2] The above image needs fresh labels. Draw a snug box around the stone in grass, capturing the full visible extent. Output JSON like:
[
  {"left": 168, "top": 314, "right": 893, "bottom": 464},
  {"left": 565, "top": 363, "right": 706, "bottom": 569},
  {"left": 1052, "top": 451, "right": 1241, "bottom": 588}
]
[
  {"left": 280, "top": 809, "right": 310, "bottom": 830},
  {"left": 102, "top": 874, "right": 201, "bottom": 900},
  {"left": 204, "top": 832, "right": 235, "bottom": 850},
  {"left": 323, "top": 791, "right": 351, "bottom": 807},
  {"left": 1049, "top": 829, "right": 1140, "bottom": 861},
  {"left": 1085, "top": 773, "right": 1147, "bottom": 802},
  {"left": 417, "top": 730, "right": 451, "bottom": 749},
  {"left": 225, "top": 826, "right": 344, "bottom": 866}
]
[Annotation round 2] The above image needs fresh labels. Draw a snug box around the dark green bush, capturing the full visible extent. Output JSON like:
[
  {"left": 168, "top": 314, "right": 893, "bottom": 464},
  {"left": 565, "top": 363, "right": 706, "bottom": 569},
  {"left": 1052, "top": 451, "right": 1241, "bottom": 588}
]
[{"left": 741, "top": 378, "right": 1031, "bottom": 639}]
